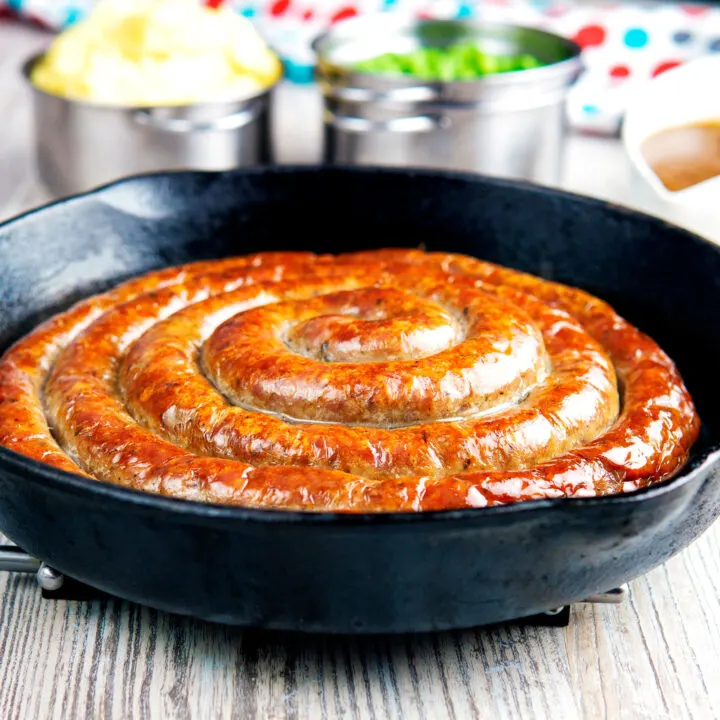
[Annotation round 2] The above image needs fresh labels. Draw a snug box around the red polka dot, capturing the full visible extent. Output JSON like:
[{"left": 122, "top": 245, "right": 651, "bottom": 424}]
[
  {"left": 205, "top": 0, "right": 224, "bottom": 8},
  {"left": 609, "top": 64, "right": 631, "bottom": 79},
  {"left": 270, "top": 0, "right": 291, "bottom": 16},
  {"left": 574, "top": 25, "right": 607, "bottom": 49},
  {"left": 652, "top": 60, "right": 682, "bottom": 77},
  {"left": 302, "top": 9, "right": 314, "bottom": 20},
  {"left": 331, "top": 6, "right": 358, "bottom": 23},
  {"left": 681, "top": 5, "right": 709, "bottom": 16},
  {"left": 27, "top": 14, "right": 50, "bottom": 29}
]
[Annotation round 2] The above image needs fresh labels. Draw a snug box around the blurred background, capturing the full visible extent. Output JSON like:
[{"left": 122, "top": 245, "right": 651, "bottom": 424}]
[
  {"left": 5, "top": 0, "right": 720, "bottom": 134},
  {"left": 1, "top": 0, "right": 719, "bottom": 240}
]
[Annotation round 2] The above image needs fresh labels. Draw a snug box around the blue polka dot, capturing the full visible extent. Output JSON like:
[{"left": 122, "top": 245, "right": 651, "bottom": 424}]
[
  {"left": 383, "top": 0, "right": 399, "bottom": 7},
  {"left": 456, "top": 4, "right": 473, "bottom": 18},
  {"left": 708, "top": 38, "right": 720, "bottom": 53},
  {"left": 624, "top": 28, "right": 649, "bottom": 49},
  {"left": 65, "top": 8, "right": 84, "bottom": 26},
  {"left": 240, "top": 7, "right": 256, "bottom": 17},
  {"left": 7, "top": 0, "right": 23, "bottom": 9},
  {"left": 673, "top": 31, "right": 692, "bottom": 45},
  {"left": 582, "top": 104, "right": 599, "bottom": 115}
]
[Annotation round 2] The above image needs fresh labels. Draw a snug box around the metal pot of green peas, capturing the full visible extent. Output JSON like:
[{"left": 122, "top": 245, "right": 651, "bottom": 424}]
[{"left": 314, "top": 18, "right": 582, "bottom": 186}]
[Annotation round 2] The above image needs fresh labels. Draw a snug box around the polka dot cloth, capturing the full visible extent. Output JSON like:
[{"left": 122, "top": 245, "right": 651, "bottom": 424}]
[{"left": 3, "top": 0, "right": 720, "bottom": 134}]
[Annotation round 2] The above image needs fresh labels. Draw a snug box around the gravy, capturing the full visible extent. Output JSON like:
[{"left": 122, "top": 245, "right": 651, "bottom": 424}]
[{"left": 641, "top": 121, "right": 720, "bottom": 192}]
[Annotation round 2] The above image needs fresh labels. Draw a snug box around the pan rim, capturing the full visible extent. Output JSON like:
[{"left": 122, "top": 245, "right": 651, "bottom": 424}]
[
  {"left": 1, "top": 164, "right": 718, "bottom": 526},
  {"left": 4, "top": 163, "right": 720, "bottom": 255}
]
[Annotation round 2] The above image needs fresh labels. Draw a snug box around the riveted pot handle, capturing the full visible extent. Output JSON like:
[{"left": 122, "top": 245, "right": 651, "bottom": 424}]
[
  {"left": 132, "top": 106, "right": 260, "bottom": 133},
  {"left": 325, "top": 111, "right": 450, "bottom": 133}
]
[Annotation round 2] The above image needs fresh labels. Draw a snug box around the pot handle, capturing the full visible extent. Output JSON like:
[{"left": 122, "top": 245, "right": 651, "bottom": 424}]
[
  {"left": 325, "top": 111, "right": 449, "bottom": 133},
  {"left": 132, "top": 106, "right": 260, "bottom": 133},
  {"left": 0, "top": 545, "right": 40, "bottom": 573}
]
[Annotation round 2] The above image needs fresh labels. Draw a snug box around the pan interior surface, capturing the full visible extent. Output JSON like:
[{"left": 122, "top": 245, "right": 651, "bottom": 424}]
[{"left": 2, "top": 167, "right": 718, "bottom": 458}]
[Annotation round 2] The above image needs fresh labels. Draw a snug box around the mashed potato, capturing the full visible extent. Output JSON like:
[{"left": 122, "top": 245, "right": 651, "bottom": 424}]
[{"left": 31, "top": 0, "right": 283, "bottom": 106}]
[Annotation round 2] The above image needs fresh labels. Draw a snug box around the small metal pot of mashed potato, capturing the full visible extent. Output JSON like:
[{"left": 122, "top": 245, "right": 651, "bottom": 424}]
[
  {"left": 315, "top": 18, "right": 581, "bottom": 186},
  {"left": 24, "top": 0, "right": 282, "bottom": 197}
]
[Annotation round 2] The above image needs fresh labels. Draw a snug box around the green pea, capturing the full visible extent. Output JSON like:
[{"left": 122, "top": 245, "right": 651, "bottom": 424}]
[{"left": 352, "top": 43, "right": 544, "bottom": 80}]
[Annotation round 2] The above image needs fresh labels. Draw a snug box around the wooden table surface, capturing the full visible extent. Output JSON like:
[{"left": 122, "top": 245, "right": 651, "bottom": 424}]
[{"left": 1, "top": 21, "right": 720, "bottom": 720}]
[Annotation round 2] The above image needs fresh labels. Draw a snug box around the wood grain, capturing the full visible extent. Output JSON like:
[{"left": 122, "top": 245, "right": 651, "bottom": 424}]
[{"left": 0, "top": 20, "right": 719, "bottom": 720}]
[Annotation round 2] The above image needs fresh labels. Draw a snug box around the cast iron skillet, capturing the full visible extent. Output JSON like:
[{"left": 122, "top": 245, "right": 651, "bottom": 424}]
[{"left": 0, "top": 167, "right": 719, "bottom": 634}]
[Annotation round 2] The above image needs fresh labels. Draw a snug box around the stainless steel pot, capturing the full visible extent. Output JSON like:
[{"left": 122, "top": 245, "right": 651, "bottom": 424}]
[
  {"left": 23, "top": 55, "right": 276, "bottom": 198},
  {"left": 314, "top": 18, "right": 582, "bottom": 186}
]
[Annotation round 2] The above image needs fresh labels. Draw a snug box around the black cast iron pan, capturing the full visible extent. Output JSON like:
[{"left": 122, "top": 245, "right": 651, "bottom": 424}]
[{"left": 0, "top": 166, "right": 718, "bottom": 634}]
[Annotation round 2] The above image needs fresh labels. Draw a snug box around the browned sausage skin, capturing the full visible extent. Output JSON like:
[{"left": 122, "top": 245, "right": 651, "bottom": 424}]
[{"left": 0, "top": 250, "right": 699, "bottom": 512}]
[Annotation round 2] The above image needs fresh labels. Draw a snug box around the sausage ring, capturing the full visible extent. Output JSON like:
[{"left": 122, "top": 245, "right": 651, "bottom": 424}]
[{"left": 0, "top": 250, "right": 699, "bottom": 511}]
